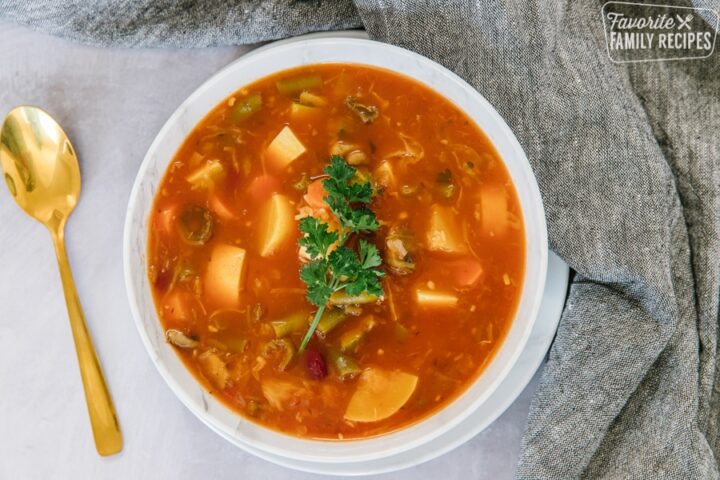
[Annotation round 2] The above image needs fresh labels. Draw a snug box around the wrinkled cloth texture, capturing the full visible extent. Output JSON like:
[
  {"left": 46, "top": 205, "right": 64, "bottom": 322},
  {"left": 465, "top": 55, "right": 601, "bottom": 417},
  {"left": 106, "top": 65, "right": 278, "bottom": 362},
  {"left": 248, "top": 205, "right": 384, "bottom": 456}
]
[{"left": 3, "top": 0, "right": 719, "bottom": 478}]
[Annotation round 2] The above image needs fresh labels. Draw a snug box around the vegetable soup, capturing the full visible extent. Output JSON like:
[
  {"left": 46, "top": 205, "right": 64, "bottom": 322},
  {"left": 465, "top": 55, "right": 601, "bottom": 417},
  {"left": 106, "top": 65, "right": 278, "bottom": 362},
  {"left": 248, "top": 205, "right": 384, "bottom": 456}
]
[{"left": 147, "top": 64, "right": 525, "bottom": 439}]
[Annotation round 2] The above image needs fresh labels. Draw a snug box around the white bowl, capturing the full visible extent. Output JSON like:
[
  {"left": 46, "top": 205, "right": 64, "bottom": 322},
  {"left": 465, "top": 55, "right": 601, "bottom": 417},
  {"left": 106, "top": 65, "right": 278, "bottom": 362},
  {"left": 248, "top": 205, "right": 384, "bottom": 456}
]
[{"left": 124, "top": 35, "right": 548, "bottom": 466}]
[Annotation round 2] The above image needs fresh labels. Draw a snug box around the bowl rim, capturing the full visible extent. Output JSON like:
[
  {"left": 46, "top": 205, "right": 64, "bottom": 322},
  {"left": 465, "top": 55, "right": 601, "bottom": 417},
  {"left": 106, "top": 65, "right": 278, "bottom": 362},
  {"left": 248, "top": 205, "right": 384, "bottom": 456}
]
[{"left": 123, "top": 35, "right": 548, "bottom": 464}]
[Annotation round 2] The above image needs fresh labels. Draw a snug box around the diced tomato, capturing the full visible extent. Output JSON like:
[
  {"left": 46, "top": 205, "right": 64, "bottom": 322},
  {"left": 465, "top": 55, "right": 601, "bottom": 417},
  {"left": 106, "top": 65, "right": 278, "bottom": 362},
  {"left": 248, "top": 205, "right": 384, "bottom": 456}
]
[
  {"left": 448, "top": 257, "right": 484, "bottom": 288},
  {"left": 303, "top": 179, "right": 328, "bottom": 210},
  {"left": 209, "top": 193, "right": 236, "bottom": 221},
  {"left": 155, "top": 204, "right": 178, "bottom": 238},
  {"left": 246, "top": 174, "right": 280, "bottom": 203}
]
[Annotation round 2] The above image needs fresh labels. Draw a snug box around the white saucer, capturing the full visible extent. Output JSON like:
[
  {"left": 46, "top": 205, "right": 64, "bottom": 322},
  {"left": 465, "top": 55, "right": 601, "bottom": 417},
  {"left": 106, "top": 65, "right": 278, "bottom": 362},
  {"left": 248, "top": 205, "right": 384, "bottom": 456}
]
[{"left": 213, "top": 252, "right": 567, "bottom": 475}]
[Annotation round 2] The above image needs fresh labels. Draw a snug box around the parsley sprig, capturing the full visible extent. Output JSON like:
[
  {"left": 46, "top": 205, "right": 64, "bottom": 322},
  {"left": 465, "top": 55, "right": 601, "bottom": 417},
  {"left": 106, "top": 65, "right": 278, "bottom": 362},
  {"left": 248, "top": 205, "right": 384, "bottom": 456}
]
[{"left": 297, "top": 156, "right": 384, "bottom": 353}]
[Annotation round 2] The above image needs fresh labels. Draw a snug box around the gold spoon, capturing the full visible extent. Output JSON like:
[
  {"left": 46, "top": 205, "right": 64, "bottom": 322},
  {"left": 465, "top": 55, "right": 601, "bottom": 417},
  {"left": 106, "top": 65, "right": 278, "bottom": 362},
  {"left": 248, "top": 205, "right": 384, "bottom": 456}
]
[{"left": 0, "top": 106, "right": 122, "bottom": 456}]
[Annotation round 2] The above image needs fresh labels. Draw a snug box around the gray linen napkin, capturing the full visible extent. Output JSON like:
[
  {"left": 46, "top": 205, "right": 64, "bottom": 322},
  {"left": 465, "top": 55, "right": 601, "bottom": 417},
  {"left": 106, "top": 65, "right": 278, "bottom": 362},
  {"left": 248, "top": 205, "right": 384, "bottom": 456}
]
[{"left": 3, "top": 1, "right": 718, "bottom": 478}]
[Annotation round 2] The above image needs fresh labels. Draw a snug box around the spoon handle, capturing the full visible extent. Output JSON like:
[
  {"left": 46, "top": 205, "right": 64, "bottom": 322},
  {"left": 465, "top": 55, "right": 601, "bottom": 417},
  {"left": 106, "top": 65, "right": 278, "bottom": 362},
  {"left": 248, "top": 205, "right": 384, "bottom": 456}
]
[{"left": 51, "top": 228, "right": 123, "bottom": 456}]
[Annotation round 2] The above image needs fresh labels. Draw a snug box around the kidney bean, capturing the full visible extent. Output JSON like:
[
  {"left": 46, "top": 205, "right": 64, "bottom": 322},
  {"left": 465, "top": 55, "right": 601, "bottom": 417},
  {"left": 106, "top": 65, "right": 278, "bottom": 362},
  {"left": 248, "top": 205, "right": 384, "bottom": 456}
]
[{"left": 305, "top": 347, "right": 327, "bottom": 380}]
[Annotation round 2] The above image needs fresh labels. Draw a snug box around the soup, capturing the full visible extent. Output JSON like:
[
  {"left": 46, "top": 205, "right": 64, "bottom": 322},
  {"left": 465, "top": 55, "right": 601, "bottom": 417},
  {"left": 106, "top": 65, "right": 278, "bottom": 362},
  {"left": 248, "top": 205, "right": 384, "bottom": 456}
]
[{"left": 147, "top": 64, "right": 525, "bottom": 439}]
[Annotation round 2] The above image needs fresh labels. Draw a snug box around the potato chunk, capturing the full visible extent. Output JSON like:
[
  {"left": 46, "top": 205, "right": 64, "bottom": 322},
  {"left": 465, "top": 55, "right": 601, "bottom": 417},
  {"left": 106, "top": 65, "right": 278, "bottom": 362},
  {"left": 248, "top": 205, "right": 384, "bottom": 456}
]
[
  {"left": 205, "top": 244, "right": 247, "bottom": 307},
  {"left": 161, "top": 290, "right": 197, "bottom": 323},
  {"left": 425, "top": 204, "right": 468, "bottom": 254},
  {"left": 258, "top": 194, "right": 296, "bottom": 257},
  {"left": 415, "top": 288, "right": 458, "bottom": 308},
  {"left": 261, "top": 378, "right": 310, "bottom": 411},
  {"left": 186, "top": 159, "right": 226, "bottom": 189},
  {"left": 265, "top": 126, "right": 306, "bottom": 171},
  {"left": 344, "top": 367, "right": 418, "bottom": 422}
]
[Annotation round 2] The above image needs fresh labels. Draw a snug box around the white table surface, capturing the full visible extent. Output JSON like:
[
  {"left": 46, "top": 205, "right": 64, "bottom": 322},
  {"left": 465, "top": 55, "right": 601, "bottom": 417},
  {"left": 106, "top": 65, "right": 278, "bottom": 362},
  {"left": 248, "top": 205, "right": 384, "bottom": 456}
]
[{"left": 0, "top": 22, "right": 543, "bottom": 480}]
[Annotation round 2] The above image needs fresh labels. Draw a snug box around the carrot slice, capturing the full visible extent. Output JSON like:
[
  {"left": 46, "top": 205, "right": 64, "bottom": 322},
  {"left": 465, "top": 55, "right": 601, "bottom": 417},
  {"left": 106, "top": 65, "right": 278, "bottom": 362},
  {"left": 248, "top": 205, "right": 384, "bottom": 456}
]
[
  {"left": 448, "top": 257, "right": 484, "bottom": 288},
  {"left": 303, "top": 179, "right": 328, "bottom": 210},
  {"left": 209, "top": 193, "right": 236, "bottom": 221},
  {"left": 247, "top": 174, "right": 280, "bottom": 203}
]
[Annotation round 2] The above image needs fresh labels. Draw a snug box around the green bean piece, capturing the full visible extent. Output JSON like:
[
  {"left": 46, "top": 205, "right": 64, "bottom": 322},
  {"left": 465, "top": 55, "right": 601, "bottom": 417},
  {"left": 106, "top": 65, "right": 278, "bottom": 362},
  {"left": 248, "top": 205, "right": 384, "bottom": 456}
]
[
  {"left": 275, "top": 74, "right": 322, "bottom": 95},
  {"left": 271, "top": 311, "right": 309, "bottom": 338},
  {"left": 316, "top": 308, "right": 347, "bottom": 337},
  {"left": 339, "top": 316, "right": 377, "bottom": 353},
  {"left": 232, "top": 93, "right": 262, "bottom": 122},
  {"left": 329, "top": 350, "right": 361, "bottom": 380},
  {"left": 340, "top": 330, "right": 364, "bottom": 353},
  {"left": 328, "top": 291, "right": 379, "bottom": 306}
]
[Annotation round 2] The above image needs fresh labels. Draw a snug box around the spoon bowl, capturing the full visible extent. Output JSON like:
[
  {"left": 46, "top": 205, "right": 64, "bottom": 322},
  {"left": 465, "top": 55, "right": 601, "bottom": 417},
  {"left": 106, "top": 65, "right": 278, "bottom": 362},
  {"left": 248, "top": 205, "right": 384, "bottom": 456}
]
[
  {"left": 1, "top": 107, "right": 80, "bottom": 227},
  {"left": 0, "top": 106, "right": 122, "bottom": 456}
]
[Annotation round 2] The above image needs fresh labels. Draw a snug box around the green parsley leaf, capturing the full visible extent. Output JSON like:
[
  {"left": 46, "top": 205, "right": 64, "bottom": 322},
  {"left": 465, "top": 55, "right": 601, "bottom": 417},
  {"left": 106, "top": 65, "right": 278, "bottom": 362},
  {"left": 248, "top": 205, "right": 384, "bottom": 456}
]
[
  {"left": 296, "top": 156, "right": 386, "bottom": 354},
  {"left": 299, "top": 260, "right": 333, "bottom": 307},
  {"left": 328, "top": 246, "right": 359, "bottom": 282},
  {"left": 299, "top": 216, "right": 338, "bottom": 260},
  {"left": 347, "top": 207, "right": 380, "bottom": 232},
  {"left": 358, "top": 239, "right": 382, "bottom": 270},
  {"left": 324, "top": 155, "right": 355, "bottom": 183}
]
